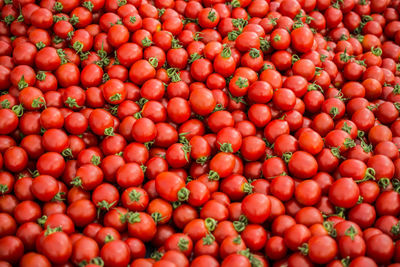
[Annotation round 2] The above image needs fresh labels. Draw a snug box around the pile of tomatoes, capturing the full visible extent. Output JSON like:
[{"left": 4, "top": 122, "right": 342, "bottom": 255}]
[{"left": 2, "top": 0, "right": 400, "bottom": 266}]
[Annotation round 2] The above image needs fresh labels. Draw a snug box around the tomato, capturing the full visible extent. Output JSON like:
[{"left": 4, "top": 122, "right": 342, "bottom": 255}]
[
  {"left": 127, "top": 212, "right": 157, "bottom": 242},
  {"left": 19, "top": 252, "right": 51, "bottom": 267},
  {"left": 291, "top": 26, "right": 314, "bottom": 53},
  {"left": 1, "top": 0, "right": 400, "bottom": 266},
  {"left": 288, "top": 151, "right": 318, "bottom": 179},
  {"left": 366, "top": 234, "right": 394, "bottom": 264},
  {"left": 295, "top": 180, "right": 321, "bottom": 206},
  {"left": 308, "top": 235, "right": 338, "bottom": 264},
  {"left": 339, "top": 226, "right": 366, "bottom": 259},
  {"left": 0, "top": 236, "right": 24, "bottom": 264},
  {"left": 31, "top": 175, "right": 58, "bottom": 202},
  {"left": 0, "top": 109, "right": 18, "bottom": 134},
  {"left": 284, "top": 224, "right": 311, "bottom": 251},
  {"left": 40, "top": 228, "right": 72, "bottom": 264},
  {"left": 329, "top": 178, "right": 360, "bottom": 209},
  {"left": 100, "top": 240, "right": 131, "bottom": 267},
  {"left": 67, "top": 199, "right": 96, "bottom": 227},
  {"left": 241, "top": 193, "right": 270, "bottom": 224},
  {"left": 155, "top": 172, "right": 186, "bottom": 202}
]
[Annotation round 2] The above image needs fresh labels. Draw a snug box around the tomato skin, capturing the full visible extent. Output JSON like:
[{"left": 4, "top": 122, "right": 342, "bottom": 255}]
[
  {"left": 288, "top": 151, "right": 318, "bottom": 179},
  {"left": 155, "top": 172, "right": 185, "bottom": 202},
  {"left": 2, "top": 1, "right": 400, "bottom": 266},
  {"left": 100, "top": 240, "right": 131, "bottom": 267},
  {"left": 127, "top": 212, "right": 157, "bottom": 242},
  {"left": 241, "top": 224, "right": 267, "bottom": 251},
  {"left": 67, "top": 199, "right": 97, "bottom": 227},
  {"left": 295, "top": 180, "right": 321, "bottom": 206},
  {"left": 31, "top": 175, "right": 59, "bottom": 202},
  {"left": 0, "top": 236, "right": 24, "bottom": 264},
  {"left": 41, "top": 231, "right": 72, "bottom": 264},
  {"left": 241, "top": 193, "right": 271, "bottom": 224},
  {"left": 284, "top": 224, "right": 311, "bottom": 251},
  {"left": 366, "top": 234, "right": 395, "bottom": 264},
  {"left": 329, "top": 178, "right": 360, "bottom": 209},
  {"left": 4, "top": 146, "right": 28, "bottom": 172},
  {"left": 189, "top": 87, "right": 217, "bottom": 116},
  {"left": 19, "top": 252, "right": 51, "bottom": 267},
  {"left": 308, "top": 235, "right": 338, "bottom": 264},
  {"left": 0, "top": 109, "right": 18, "bottom": 135},
  {"left": 339, "top": 232, "right": 366, "bottom": 260}
]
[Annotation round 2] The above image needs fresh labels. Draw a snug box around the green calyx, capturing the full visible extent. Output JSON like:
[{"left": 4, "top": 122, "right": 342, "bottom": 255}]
[
  {"left": 44, "top": 225, "right": 62, "bottom": 236},
  {"left": 118, "top": 0, "right": 126, "bottom": 6},
  {"left": 282, "top": 152, "right": 293, "bottom": 163},
  {"left": 205, "top": 217, "right": 217, "bottom": 232},
  {"left": 0, "top": 184, "right": 8, "bottom": 194},
  {"left": 104, "top": 127, "right": 115, "bottom": 136},
  {"left": 11, "top": 104, "right": 24, "bottom": 117},
  {"left": 4, "top": 15, "right": 15, "bottom": 25},
  {"left": 109, "top": 93, "right": 121, "bottom": 102},
  {"left": 35, "top": 42, "right": 46, "bottom": 50},
  {"left": 208, "top": 170, "right": 220, "bottom": 181},
  {"left": 82, "top": 1, "right": 94, "bottom": 11},
  {"left": 37, "top": 215, "right": 47, "bottom": 226},
  {"left": 391, "top": 221, "right": 400, "bottom": 235},
  {"left": 249, "top": 48, "right": 260, "bottom": 59},
  {"left": 0, "top": 99, "right": 10, "bottom": 109},
  {"left": 69, "top": 14, "right": 80, "bottom": 26},
  {"left": 202, "top": 233, "right": 215, "bottom": 245},
  {"left": 330, "top": 147, "right": 342, "bottom": 159},
  {"left": 31, "top": 97, "right": 46, "bottom": 109},
  {"left": 61, "top": 148, "right": 73, "bottom": 159},
  {"left": 18, "top": 76, "right": 28, "bottom": 90},
  {"left": 219, "top": 142, "right": 233, "bottom": 153},
  {"left": 171, "top": 38, "right": 182, "bottom": 49},
  {"left": 343, "top": 138, "right": 356, "bottom": 149},
  {"left": 344, "top": 225, "right": 357, "bottom": 240},
  {"left": 371, "top": 46, "right": 382, "bottom": 57},
  {"left": 323, "top": 221, "right": 337, "bottom": 238},
  {"left": 243, "top": 182, "right": 253, "bottom": 194},
  {"left": 148, "top": 57, "right": 158, "bottom": 68},
  {"left": 141, "top": 37, "right": 152, "bottom": 48},
  {"left": 235, "top": 77, "right": 248, "bottom": 89},
  {"left": 177, "top": 237, "right": 189, "bottom": 251},
  {"left": 126, "top": 212, "right": 141, "bottom": 224},
  {"left": 151, "top": 212, "right": 163, "bottom": 224},
  {"left": 52, "top": 192, "right": 66, "bottom": 202},
  {"left": 233, "top": 235, "right": 242, "bottom": 244},
  {"left": 207, "top": 10, "right": 216, "bottom": 22},
  {"left": 259, "top": 37, "right": 270, "bottom": 52},
  {"left": 150, "top": 251, "right": 163, "bottom": 261},
  {"left": 196, "top": 156, "right": 208, "bottom": 165},
  {"left": 329, "top": 107, "right": 339, "bottom": 119},
  {"left": 104, "top": 234, "right": 114, "bottom": 243},
  {"left": 177, "top": 187, "right": 190, "bottom": 202},
  {"left": 36, "top": 71, "right": 46, "bottom": 81},
  {"left": 181, "top": 142, "right": 191, "bottom": 163},
  {"left": 54, "top": 1, "right": 63, "bottom": 12},
  {"left": 167, "top": 68, "right": 181, "bottom": 82},
  {"left": 341, "top": 122, "right": 352, "bottom": 134},
  {"left": 70, "top": 177, "right": 82, "bottom": 188},
  {"left": 91, "top": 155, "right": 101, "bottom": 166},
  {"left": 221, "top": 45, "right": 232, "bottom": 59},
  {"left": 298, "top": 243, "right": 309, "bottom": 255},
  {"left": 97, "top": 200, "right": 116, "bottom": 211},
  {"left": 65, "top": 97, "right": 80, "bottom": 108},
  {"left": 378, "top": 178, "right": 390, "bottom": 190},
  {"left": 233, "top": 215, "right": 248, "bottom": 233},
  {"left": 188, "top": 53, "right": 202, "bottom": 63},
  {"left": 129, "top": 189, "right": 141, "bottom": 202}
]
